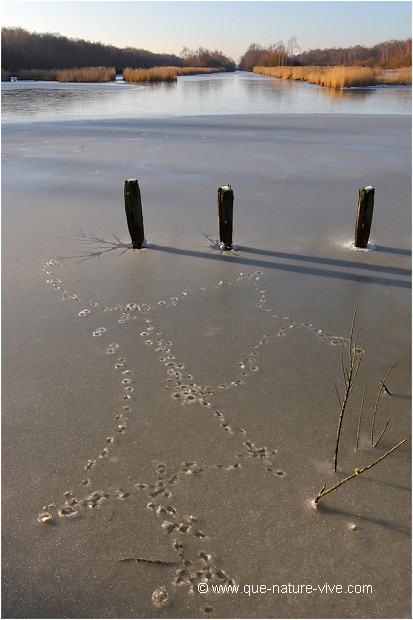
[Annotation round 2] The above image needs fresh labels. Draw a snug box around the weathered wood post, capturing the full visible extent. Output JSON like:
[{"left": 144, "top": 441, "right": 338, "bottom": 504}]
[
  {"left": 355, "top": 185, "right": 375, "bottom": 248},
  {"left": 124, "top": 179, "right": 145, "bottom": 248},
  {"left": 217, "top": 185, "right": 234, "bottom": 250}
]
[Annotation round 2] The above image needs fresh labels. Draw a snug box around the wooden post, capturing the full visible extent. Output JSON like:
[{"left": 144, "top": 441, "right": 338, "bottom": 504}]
[
  {"left": 355, "top": 186, "right": 375, "bottom": 248},
  {"left": 217, "top": 185, "right": 233, "bottom": 250},
  {"left": 124, "top": 179, "right": 145, "bottom": 248}
]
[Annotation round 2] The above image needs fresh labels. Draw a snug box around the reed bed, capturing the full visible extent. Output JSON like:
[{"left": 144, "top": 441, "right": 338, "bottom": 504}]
[
  {"left": 2, "top": 69, "right": 59, "bottom": 80},
  {"left": 3, "top": 65, "right": 222, "bottom": 83},
  {"left": 253, "top": 65, "right": 412, "bottom": 88},
  {"left": 123, "top": 66, "right": 220, "bottom": 83},
  {"left": 318, "top": 67, "right": 379, "bottom": 88},
  {"left": 17, "top": 68, "right": 59, "bottom": 80},
  {"left": 380, "top": 67, "right": 412, "bottom": 85},
  {"left": 57, "top": 66, "right": 116, "bottom": 83},
  {"left": 124, "top": 66, "right": 178, "bottom": 83}
]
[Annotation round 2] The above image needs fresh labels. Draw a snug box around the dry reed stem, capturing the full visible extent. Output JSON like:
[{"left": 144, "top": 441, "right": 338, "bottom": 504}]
[
  {"left": 371, "top": 361, "right": 397, "bottom": 444},
  {"left": 333, "top": 299, "right": 363, "bottom": 471},
  {"left": 314, "top": 439, "right": 407, "bottom": 505},
  {"left": 374, "top": 419, "right": 391, "bottom": 448},
  {"left": 356, "top": 381, "right": 368, "bottom": 451}
]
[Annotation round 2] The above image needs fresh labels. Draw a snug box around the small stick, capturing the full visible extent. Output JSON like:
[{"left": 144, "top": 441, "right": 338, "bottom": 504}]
[
  {"left": 314, "top": 439, "right": 406, "bottom": 505},
  {"left": 356, "top": 381, "right": 368, "bottom": 451},
  {"left": 379, "top": 381, "right": 392, "bottom": 396},
  {"left": 119, "top": 557, "right": 178, "bottom": 566},
  {"left": 334, "top": 300, "right": 363, "bottom": 471},
  {"left": 374, "top": 419, "right": 391, "bottom": 448},
  {"left": 371, "top": 361, "right": 397, "bottom": 444},
  {"left": 314, "top": 484, "right": 327, "bottom": 504},
  {"left": 334, "top": 381, "right": 342, "bottom": 408}
]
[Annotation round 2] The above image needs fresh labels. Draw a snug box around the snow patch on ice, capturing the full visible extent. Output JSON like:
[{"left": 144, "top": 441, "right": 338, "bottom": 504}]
[{"left": 343, "top": 240, "right": 377, "bottom": 252}]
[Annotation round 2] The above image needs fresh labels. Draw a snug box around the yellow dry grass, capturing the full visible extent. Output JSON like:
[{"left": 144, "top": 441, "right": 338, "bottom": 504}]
[
  {"left": 17, "top": 68, "right": 59, "bottom": 80},
  {"left": 123, "top": 66, "right": 220, "bottom": 83},
  {"left": 3, "top": 65, "right": 222, "bottom": 84},
  {"left": 380, "top": 67, "right": 412, "bottom": 85},
  {"left": 253, "top": 65, "right": 412, "bottom": 88},
  {"left": 57, "top": 66, "right": 116, "bottom": 83}
]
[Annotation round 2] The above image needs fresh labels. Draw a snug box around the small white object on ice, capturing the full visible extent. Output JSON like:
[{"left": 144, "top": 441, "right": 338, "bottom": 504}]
[{"left": 343, "top": 239, "right": 377, "bottom": 252}]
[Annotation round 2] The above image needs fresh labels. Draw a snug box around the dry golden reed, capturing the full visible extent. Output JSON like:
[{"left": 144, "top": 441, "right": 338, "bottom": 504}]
[
  {"left": 57, "top": 66, "right": 116, "bottom": 83},
  {"left": 253, "top": 65, "right": 412, "bottom": 88},
  {"left": 18, "top": 68, "right": 59, "bottom": 80},
  {"left": 3, "top": 65, "right": 222, "bottom": 83},
  {"left": 380, "top": 67, "right": 412, "bottom": 85},
  {"left": 2, "top": 69, "right": 59, "bottom": 80},
  {"left": 123, "top": 66, "right": 220, "bottom": 83}
]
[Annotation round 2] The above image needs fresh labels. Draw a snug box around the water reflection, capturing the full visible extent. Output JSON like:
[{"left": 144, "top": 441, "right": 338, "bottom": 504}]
[
  {"left": 1, "top": 71, "right": 411, "bottom": 122},
  {"left": 179, "top": 76, "right": 225, "bottom": 112},
  {"left": 2, "top": 86, "right": 117, "bottom": 117}
]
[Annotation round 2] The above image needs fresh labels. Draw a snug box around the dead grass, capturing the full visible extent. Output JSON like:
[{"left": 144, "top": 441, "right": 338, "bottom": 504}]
[
  {"left": 124, "top": 66, "right": 178, "bottom": 83},
  {"left": 123, "top": 66, "right": 220, "bottom": 83},
  {"left": 380, "top": 67, "right": 412, "bottom": 85},
  {"left": 3, "top": 65, "right": 222, "bottom": 84},
  {"left": 17, "top": 68, "right": 59, "bottom": 80},
  {"left": 57, "top": 66, "right": 116, "bottom": 83},
  {"left": 253, "top": 65, "right": 412, "bottom": 88}
]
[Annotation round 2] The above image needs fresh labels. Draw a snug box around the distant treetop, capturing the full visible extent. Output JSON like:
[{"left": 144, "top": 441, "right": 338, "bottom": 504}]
[
  {"left": 239, "top": 38, "right": 412, "bottom": 71},
  {"left": 1, "top": 27, "right": 235, "bottom": 72}
]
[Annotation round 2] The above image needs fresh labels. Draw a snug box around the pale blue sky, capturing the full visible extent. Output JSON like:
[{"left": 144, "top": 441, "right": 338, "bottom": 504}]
[{"left": 2, "top": 1, "right": 411, "bottom": 62}]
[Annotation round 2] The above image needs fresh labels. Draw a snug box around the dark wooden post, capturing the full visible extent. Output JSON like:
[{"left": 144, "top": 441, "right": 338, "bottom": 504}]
[
  {"left": 217, "top": 185, "right": 233, "bottom": 250},
  {"left": 124, "top": 179, "right": 144, "bottom": 248},
  {"left": 355, "top": 186, "right": 375, "bottom": 248}
]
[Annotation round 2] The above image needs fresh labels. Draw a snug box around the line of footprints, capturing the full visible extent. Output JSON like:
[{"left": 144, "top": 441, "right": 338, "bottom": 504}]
[{"left": 39, "top": 258, "right": 346, "bottom": 614}]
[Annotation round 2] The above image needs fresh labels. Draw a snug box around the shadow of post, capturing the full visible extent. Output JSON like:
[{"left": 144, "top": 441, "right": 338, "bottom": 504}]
[{"left": 59, "top": 232, "right": 411, "bottom": 290}]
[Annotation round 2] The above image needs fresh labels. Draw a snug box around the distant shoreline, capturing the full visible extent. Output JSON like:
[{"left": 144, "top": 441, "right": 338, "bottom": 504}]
[
  {"left": 3, "top": 64, "right": 412, "bottom": 88},
  {"left": 253, "top": 65, "right": 412, "bottom": 88}
]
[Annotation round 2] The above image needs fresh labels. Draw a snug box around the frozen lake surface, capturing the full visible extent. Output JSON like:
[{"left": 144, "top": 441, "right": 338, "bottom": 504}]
[
  {"left": 2, "top": 71, "right": 411, "bottom": 122},
  {"left": 2, "top": 69, "right": 411, "bottom": 619}
]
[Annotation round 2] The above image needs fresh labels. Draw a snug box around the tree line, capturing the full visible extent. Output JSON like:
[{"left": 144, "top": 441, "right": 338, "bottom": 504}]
[
  {"left": 180, "top": 46, "right": 235, "bottom": 71},
  {"left": 239, "top": 38, "right": 412, "bottom": 71},
  {"left": 1, "top": 28, "right": 235, "bottom": 73},
  {"left": 1, "top": 27, "right": 411, "bottom": 76}
]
